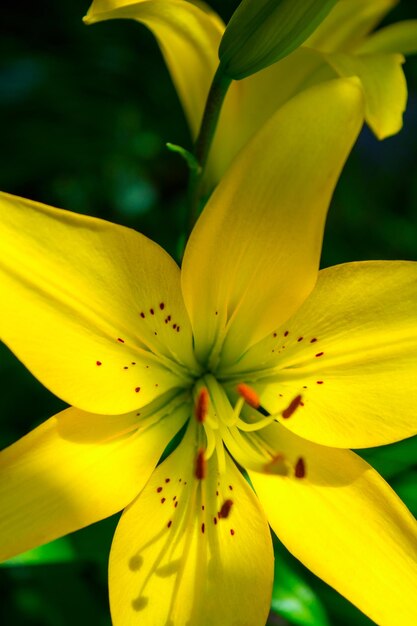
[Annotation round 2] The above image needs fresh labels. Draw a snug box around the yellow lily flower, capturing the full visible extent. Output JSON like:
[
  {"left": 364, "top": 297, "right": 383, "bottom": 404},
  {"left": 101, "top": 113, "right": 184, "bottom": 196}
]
[
  {"left": 84, "top": 0, "right": 417, "bottom": 187},
  {"left": 1, "top": 80, "right": 417, "bottom": 625}
]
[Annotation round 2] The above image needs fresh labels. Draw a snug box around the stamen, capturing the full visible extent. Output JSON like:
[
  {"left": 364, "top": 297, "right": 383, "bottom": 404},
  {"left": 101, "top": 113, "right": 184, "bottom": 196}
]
[
  {"left": 195, "top": 449, "right": 206, "bottom": 480},
  {"left": 195, "top": 388, "right": 209, "bottom": 423},
  {"left": 236, "top": 383, "right": 260, "bottom": 409},
  {"left": 282, "top": 394, "right": 303, "bottom": 419},
  {"left": 295, "top": 457, "right": 306, "bottom": 479},
  {"left": 219, "top": 499, "right": 233, "bottom": 519}
]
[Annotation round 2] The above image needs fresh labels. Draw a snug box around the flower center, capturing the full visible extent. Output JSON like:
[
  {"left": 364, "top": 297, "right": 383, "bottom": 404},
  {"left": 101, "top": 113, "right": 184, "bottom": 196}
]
[{"left": 191, "top": 374, "right": 305, "bottom": 479}]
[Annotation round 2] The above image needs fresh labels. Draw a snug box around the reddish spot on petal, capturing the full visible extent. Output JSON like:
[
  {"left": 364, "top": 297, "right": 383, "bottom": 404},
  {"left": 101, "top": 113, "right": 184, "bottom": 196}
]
[
  {"left": 174, "top": 501, "right": 178, "bottom": 508},
  {"left": 297, "top": 337, "right": 303, "bottom": 342},
  {"left": 157, "top": 487, "right": 163, "bottom": 493},
  {"left": 315, "top": 352, "right": 324, "bottom": 357},
  {"left": 216, "top": 490, "right": 219, "bottom": 497},
  {"left": 214, "top": 517, "right": 217, "bottom": 525},
  {"left": 219, "top": 499, "right": 233, "bottom": 519},
  {"left": 228, "top": 485, "right": 233, "bottom": 491},
  {"left": 173, "top": 323, "right": 177, "bottom": 329},
  {"left": 135, "top": 387, "right": 141, "bottom": 393},
  {"left": 161, "top": 498, "right": 166, "bottom": 504},
  {"left": 202, "top": 505, "right": 205, "bottom": 511},
  {"left": 295, "top": 457, "right": 306, "bottom": 479},
  {"left": 215, "top": 311, "right": 218, "bottom": 315},
  {"left": 195, "top": 449, "right": 206, "bottom": 480},
  {"left": 167, "top": 520, "right": 172, "bottom": 529},
  {"left": 284, "top": 330, "right": 289, "bottom": 337},
  {"left": 176, "top": 326, "right": 180, "bottom": 332},
  {"left": 237, "top": 383, "right": 260, "bottom": 409},
  {"left": 173, "top": 495, "right": 176, "bottom": 500},
  {"left": 165, "top": 478, "right": 170, "bottom": 483},
  {"left": 273, "top": 332, "right": 277, "bottom": 338},
  {"left": 282, "top": 395, "right": 303, "bottom": 419},
  {"left": 117, "top": 338, "right": 125, "bottom": 343},
  {"left": 316, "top": 380, "right": 324, "bottom": 385},
  {"left": 201, "top": 523, "right": 205, "bottom": 534},
  {"left": 150, "top": 308, "right": 155, "bottom": 315},
  {"left": 167, "top": 315, "right": 171, "bottom": 321},
  {"left": 195, "top": 388, "right": 209, "bottom": 423},
  {"left": 159, "top": 302, "right": 165, "bottom": 310},
  {"left": 96, "top": 361, "right": 102, "bottom": 366},
  {"left": 310, "top": 338, "right": 317, "bottom": 343},
  {"left": 123, "top": 366, "right": 128, "bottom": 370},
  {"left": 140, "top": 312, "right": 145, "bottom": 319},
  {"left": 131, "top": 362, "right": 136, "bottom": 365},
  {"left": 230, "top": 529, "right": 235, "bottom": 536}
]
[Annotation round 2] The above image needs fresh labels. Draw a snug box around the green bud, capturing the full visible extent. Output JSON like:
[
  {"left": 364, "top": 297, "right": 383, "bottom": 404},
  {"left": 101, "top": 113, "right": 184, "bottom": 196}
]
[{"left": 219, "top": 0, "right": 338, "bottom": 80}]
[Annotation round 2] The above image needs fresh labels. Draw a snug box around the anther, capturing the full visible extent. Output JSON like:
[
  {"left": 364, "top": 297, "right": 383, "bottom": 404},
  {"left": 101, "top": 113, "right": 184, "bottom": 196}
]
[
  {"left": 282, "top": 394, "right": 303, "bottom": 419},
  {"left": 195, "top": 388, "right": 209, "bottom": 423},
  {"left": 195, "top": 449, "right": 207, "bottom": 480},
  {"left": 237, "top": 383, "right": 260, "bottom": 409},
  {"left": 295, "top": 457, "right": 306, "bottom": 479},
  {"left": 219, "top": 499, "right": 233, "bottom": 519}
]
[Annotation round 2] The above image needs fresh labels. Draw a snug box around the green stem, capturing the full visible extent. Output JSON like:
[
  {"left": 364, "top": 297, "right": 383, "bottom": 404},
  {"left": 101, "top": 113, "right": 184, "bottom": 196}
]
[{"left": 187, "top": 66, "right": 232, "bottom": 234}]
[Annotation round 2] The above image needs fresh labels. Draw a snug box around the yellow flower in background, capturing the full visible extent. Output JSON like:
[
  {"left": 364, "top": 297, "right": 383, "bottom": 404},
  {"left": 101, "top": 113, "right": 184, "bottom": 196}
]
[
  {"left": 1, "top": 80, "right": 417, "bottom": 625},
  {"left": 84, "top": 0, "right": 417, "bottom": 188}
]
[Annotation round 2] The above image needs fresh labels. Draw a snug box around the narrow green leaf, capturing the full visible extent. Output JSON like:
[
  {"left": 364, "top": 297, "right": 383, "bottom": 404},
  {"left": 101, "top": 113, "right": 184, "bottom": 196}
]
[
  {"left": 166, "top": 142, "right": 201, "bottom": 173},
  {"left": 272, "top": 551, "right": 330, "bottom": 626},
  {"left": 219, "top": 0, "right": 339, "bottom": 80}
]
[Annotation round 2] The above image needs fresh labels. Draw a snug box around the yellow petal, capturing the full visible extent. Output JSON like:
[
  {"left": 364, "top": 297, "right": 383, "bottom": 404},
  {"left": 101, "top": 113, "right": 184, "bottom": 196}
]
[
  {"left": 305, "top": 0, "right": 397, "bottom": 53},
  {"left": 325, "top": 51, "right": 406, "bottom": 138},
  {"left": 182, "top": 78, "right": 364, "bottom": 366},
  {"left": 250, "top": 424, "right": 417, "bottom": 626},
  {"left": 0, "top": 399, "right": 188, "bottom": 561},
  {"left": 358, "top": 20, "right": 417, "bottom": 55},
  {"left": 234, "top": 261, "right": 417, "bottom": 449},
  {"left": 84, "top": 0, "right": 223, "bottom": 137},
  {"left": 109, "top": 424, "right": 273, "bottom": 626},
  {"left": 207, "top": 47, "right": 329, "bottom": 186},
  {"left": 0, "top": 192, "right": 198, "bottom": 415}
]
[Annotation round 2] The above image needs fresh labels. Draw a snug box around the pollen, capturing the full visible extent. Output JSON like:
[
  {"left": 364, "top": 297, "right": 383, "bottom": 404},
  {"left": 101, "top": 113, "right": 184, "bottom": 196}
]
[
  {"left": 195, "top": 388, "right": 209, "bottom": 423},
  {"left": 282, "top": 394, "right": 303, "bottom": 419},
  {"left": 237, "top": 383, "right": 260, "bottom": 409},
  {"left": 195, "top": 449, "right": 207, "bottom": 480}
]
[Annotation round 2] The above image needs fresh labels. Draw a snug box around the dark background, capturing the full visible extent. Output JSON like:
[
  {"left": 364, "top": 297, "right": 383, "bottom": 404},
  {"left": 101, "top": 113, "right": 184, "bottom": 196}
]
[{"left": 1, "top": 1, "right": 417, "bottom": 624}]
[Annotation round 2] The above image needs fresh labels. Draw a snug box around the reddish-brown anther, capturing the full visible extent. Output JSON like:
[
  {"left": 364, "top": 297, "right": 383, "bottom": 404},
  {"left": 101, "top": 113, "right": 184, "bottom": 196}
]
[
  {"left": 219, "top": 499, "right": 233, "bottom": 519},
  {"left": 195, "top": 449, "right": 207, "bottom": 480},
  {"left": 282, "top": 394, "right": 302, "bottom": 419},
  {"left": 195, "top": 388, "right": 209, "bottom": 423},
  {"left": 237, "top": 383, "right": 260, "bottom": 408}
]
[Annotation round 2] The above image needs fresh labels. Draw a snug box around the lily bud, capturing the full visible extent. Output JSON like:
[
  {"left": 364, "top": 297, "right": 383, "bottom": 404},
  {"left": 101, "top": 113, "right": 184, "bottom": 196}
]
[{"left": 219, "top": 0, "right": 338, "bottom": 80}]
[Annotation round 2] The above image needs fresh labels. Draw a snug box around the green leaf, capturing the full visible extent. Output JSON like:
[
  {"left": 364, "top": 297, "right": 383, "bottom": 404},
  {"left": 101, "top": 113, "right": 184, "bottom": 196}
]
[
  {"left": 166, "top": 142, "right": 201, "bottom": 173},
  {"left": 219, "top": 0, "right": 338, "bottom": 80},
  {"left": 272, "top": 551, "right": 330, "bottom": 626},
  {"left": 1, "top": 537, "right": 75, "bottom": 567},
  {"left": 392, "top": 470, "right": 417, "bottom": 517},
  {"left": 358, "top": 435, "right": 417, "bottom": 480}
]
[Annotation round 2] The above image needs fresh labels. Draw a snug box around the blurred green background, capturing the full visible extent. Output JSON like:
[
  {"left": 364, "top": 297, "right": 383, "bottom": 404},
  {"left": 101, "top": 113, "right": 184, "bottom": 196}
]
[{"left": 1, "top": 1, "right": 417, "bottom": 625}]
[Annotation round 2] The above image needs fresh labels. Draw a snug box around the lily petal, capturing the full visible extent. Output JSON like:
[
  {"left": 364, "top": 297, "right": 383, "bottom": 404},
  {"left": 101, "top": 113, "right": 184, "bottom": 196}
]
[
  {"left": 358, "top": 20, "right": 417, "bottom": 55},
  {"left": 182, "top": 79, "right": 364, "bottom": 366},
  {"left": 0, "top": 400, "right": 188, "bottom": 561},
  {"left": 325, "top": 51, "right": 406, "bottom": 138},
  {"left": 305, "top": 0, "right": 397, "bottom": 53},
  {"left": 0, "top": 192, "right": 197, "bottom": 415},
  {"left": 84, "top": 0, "right": 223, "bottom": 137},
  {"left": 238, "top": 262, "right": 417, "bottom": 449},
  {"left": 250, "top": 423, "right": 417, "bottom": 626},
  {"left": 109, "top": 424, "right": 273, "bottom": 626}
]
